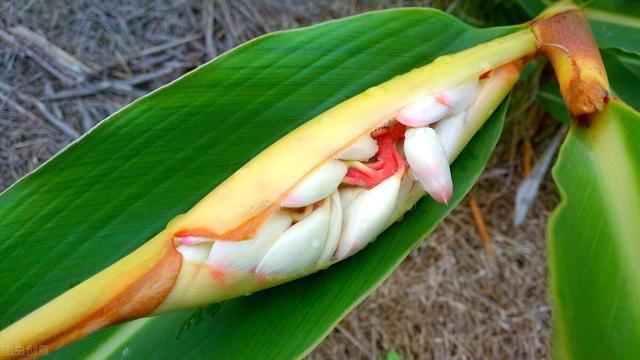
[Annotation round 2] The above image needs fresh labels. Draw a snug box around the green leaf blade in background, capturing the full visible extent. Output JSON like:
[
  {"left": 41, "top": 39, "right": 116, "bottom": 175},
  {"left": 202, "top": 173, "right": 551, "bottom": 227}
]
[
  {"left": 0, "top": 9, "right": 516, "bottom": 359},
  {"left": 549, "top": 100, "right": 640, "bottom": 359},
  {"left": 536, "top": 16, "right": 640, "bottom": 356},
  {"left": 600, "top": 49, "right": 640, "bottom": 110},
  {"left": 584, "top": 1, "right": 640, "bottom": 55}
]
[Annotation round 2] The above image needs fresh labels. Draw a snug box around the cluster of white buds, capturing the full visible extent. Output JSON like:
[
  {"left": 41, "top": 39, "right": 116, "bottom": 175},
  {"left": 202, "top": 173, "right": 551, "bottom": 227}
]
[{"left": 175, "top": 75, "right": 484, "bottom": 278}]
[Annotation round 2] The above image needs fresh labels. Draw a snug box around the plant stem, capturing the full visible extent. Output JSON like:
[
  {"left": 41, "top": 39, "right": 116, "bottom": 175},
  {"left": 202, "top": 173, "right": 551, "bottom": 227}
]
[{"left": 531, "top": 1, "right": 610, "bottom": 120}]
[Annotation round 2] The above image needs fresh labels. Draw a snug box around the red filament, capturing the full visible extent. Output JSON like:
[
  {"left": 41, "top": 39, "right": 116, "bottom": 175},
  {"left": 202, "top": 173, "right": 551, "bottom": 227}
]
[{"left": 343, "top": 122, "right": 406, "bottom": 188}]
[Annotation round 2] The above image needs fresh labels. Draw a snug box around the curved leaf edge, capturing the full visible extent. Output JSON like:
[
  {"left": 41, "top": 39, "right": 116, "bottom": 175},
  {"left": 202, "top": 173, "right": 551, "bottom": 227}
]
[
  {"left": 0, "top": 7, "right": 493, "bottom": 197},
  {"left": 547, "top": 99, "right": 640, "bottom": 359}
]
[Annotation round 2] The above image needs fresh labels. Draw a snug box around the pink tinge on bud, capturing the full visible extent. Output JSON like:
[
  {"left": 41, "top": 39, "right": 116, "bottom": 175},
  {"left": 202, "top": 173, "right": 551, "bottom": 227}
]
[
  {"left": 435, "top": 78, "right": 479, "bottom": 113},
  {"left": 281, "top": 161, "right": 347, "bottom": 208},
  {"left": 403, "top": 127, "right": 453, "bottom": 204},
  {"left": 396, "top": 95, "right": 450, "bottom": 127},
  {"left": 176, "top": 235, "right": 213, "bottom": 246}
]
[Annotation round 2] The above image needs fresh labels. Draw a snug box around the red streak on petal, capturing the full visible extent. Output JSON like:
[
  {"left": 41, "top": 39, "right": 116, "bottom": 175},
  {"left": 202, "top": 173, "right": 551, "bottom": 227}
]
[
  {"left": 255, "top": 272, "right": 271, "bottom": 284},
  {"left": 435, "top": 93, "right": 449, "bottom": 107},
  {"left": 343, "top": 122, "right": 406, "bottom": 188},
  {"left": 208, "top": 266, "right": 227, "bottom": 283}
]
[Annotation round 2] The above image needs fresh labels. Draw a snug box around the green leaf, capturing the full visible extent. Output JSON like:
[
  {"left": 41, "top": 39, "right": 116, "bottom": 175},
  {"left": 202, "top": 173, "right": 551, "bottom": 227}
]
[
  {"left": 601, "top": 50, "right": 640, "bottom": 109},
  {"left": 513, "top": 0, "right": 548, "bottom": 18},
  {"left": 549, "top": 100, "right": 640, "bottom": 359},
  {"left": 612, "top": 50, "right": 640, "bottom": 77},
  {"left": 0, "top": 9, "right": 515, "bottom": 359},
  {"left": 379, "top": 350, "right": 403, "bottom": 360},
  {"left": 538, "top": 81, "right": 571, "bottom": 123},
  {"left": 586, "top": 6, "right": 640, "bottom": 55}
]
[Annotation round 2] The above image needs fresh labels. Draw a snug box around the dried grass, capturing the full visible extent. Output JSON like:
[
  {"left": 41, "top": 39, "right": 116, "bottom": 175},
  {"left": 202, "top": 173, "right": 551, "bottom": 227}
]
[{"left": 0, "top": 1, "right": 555, "bottom": 359}]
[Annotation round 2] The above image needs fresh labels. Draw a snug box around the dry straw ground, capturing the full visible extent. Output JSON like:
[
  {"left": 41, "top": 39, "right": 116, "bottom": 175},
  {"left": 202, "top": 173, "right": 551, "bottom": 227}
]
[{"left": 0, "top": 1, "right": 558, "bottom": 359}]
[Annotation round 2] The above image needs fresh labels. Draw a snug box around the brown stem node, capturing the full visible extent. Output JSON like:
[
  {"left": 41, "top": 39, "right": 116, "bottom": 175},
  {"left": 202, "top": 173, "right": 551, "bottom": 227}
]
[{"left": 531, "top": 3, "right": 610, "bottom": 120}]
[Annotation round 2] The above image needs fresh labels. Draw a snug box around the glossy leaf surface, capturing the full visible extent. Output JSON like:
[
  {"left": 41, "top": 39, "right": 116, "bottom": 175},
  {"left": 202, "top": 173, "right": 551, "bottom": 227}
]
[
  {"left": 0, "top": 9, "right": 516, "bottom": 359},
  {"left": 549, "top": 100, "right": 640, "bottom": 359}
]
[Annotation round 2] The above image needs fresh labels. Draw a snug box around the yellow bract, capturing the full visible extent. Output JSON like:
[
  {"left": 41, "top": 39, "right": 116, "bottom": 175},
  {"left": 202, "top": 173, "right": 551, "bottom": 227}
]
[{"left": 0, "top": 232, "right": 174, "bottom": 356}]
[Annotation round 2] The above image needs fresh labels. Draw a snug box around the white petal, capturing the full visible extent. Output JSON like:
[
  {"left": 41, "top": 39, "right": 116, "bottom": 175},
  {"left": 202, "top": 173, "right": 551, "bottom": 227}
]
[
  {"left": 207, "top": 211, "right": 292, "bottom": 272},
  {"left": 433, "top": 112, "right": 466, "bottom": 161},
  {"left": 317, "top": 191, "right": 342, "bottom": 265},
  {"left": 177, "top": 243, "right": 212, "bottom": 264},
  {"left": 256, "top": 200, "right": 330, "bottom": 276},
  {"left": 391, "top": 172, "right": 419, "bottom": 220},
  {"left": 396, "top": 95, "right": 450, "bottom": 127},
  {"left": 436, "top": 78, "right": 479, "bottom": 113},
  {"left": 396, "top": 173, "right": 416, "bottom": 206},
  {"left": 337, "top": 135, "right": 378, "bottom": 161},
  {"left": 403, "top": 127, "right": 452, "bottom": 203},
  {"left": 335, "top": 171, "right": 402, "bottom": 260},
  {"left": 339, "top": 186, "right": 365, "bottom": 212},
  {"left": 282, "top": 161, "right": 347, "bottom": 208}
]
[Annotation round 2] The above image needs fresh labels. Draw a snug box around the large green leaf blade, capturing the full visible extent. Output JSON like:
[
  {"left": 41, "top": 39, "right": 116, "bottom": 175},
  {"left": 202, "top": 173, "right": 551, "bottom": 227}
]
[
  {"left": 0, "top": 9, "right": 516, "bottom": 359},
  {"left": 537, "top": 31, "right": 640, "bottom": 359},
  {"left": 549, "top": 100, "right": 640, "bottom": 359}
]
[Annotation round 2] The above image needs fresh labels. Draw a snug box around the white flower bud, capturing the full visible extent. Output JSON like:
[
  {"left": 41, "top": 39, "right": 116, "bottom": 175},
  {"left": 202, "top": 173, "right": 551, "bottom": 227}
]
[
  {"left": 335, "top": 171, "right": 402, "bottom": 260},
  {"left": 207, "top": 211, "right": 292, "bottom": 272},
  {"left": 403, "top": 127, "right": 452, "bottom": 204},
  {"left": 177, "top": 243, "right": 211, "bottom": 263},
  {"left": 337, "top": 135, "right": 378, "bottom": 161},
  {"left": 396, "top": 95, "right": 450, "bottom": 127},
  {"left": 317, "top": 191, "right": 342, "bottom": 265},
  {"left": 339, "top": 186, "right": 365, "bottom": 212},
  {"left": 281, "top": 161, "right": 347, "bottom": 208},
  {"left": 390, "top": 172, "right": 421, "bottom": 222},
  {"left": 433, "top": 112, "right": 466, "bottom": 161},
  {"left": 436, "top": 78, "right": 479, "bottom": 113},
  {"left": 256, "top": 200, "right": 331, "bottom": 276}
]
